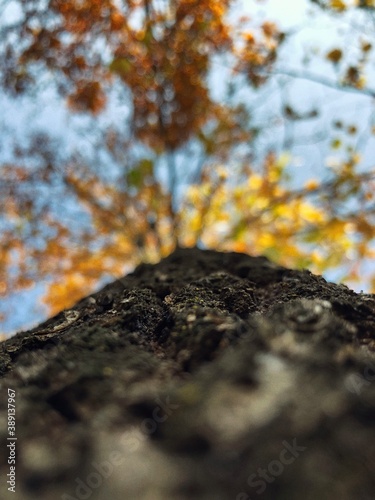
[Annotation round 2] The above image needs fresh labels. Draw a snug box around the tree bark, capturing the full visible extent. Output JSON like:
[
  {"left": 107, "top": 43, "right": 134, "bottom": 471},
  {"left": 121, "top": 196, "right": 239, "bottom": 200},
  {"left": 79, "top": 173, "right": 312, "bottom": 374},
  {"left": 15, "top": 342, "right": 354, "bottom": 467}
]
[{"left": 0, "top": 247, "right": 374, "bottom": 499}]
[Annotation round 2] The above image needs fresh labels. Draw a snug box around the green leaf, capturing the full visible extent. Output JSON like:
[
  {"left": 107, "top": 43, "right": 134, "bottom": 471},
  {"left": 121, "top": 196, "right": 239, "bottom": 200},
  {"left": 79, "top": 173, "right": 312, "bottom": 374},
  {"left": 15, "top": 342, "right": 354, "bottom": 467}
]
[
  {"left": 109, "top": 58, "right": 132, "bottom": 75},
  {"left": 127, "top": 168, "right": 142, "bottom": 188},
  {"left": 138, "top": 159, "right": 154, "bottom": 176},
  {"left": 127, "top": 159, "right": 154, "bottom": 188}
]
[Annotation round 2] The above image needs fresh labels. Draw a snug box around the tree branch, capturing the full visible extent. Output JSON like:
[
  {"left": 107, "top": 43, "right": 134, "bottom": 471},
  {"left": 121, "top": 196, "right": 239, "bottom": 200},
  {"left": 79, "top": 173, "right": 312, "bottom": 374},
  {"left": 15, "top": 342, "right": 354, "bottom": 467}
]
[
  {"left": 268, "top": 68, "right": 375, "bottom": 99},
  {"left": 224, "top": 169, "right": 375, "bottom": 242}
]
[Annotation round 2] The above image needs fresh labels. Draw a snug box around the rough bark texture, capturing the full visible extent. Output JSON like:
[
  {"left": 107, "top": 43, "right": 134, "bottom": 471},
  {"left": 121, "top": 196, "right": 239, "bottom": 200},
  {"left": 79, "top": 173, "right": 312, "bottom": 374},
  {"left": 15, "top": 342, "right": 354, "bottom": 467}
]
[{"left": 0, "top": 247, "right": 375, "bottom": 500}]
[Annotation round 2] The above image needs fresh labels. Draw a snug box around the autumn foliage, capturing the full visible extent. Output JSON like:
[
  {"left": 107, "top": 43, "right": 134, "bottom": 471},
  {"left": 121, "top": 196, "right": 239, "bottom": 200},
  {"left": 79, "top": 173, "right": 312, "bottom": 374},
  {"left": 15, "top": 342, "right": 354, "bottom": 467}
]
[{"left": 0, "top": 0, "right": 375, "bottom": 331}]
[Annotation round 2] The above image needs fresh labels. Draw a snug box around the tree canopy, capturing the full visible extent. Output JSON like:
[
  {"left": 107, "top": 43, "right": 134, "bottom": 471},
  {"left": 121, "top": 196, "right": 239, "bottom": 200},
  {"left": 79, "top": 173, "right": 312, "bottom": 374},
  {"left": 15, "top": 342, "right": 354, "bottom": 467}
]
[{"left": 0, "top": 0, "right": 375, "bottom": 333}]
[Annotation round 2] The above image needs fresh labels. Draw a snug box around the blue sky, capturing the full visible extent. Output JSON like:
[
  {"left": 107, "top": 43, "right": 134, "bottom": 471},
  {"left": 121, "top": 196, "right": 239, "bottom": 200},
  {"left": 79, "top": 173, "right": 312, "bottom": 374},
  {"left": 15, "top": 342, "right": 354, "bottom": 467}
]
[{"left": 244, "top": 0, "right": 310, "bottom": 27}]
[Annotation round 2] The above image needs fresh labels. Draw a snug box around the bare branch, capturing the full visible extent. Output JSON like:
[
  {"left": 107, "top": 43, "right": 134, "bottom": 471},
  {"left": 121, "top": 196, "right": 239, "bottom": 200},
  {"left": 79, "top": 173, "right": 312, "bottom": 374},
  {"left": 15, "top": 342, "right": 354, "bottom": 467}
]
[{"left": 268, "top": 68, "right": 375, "bottom": 99}]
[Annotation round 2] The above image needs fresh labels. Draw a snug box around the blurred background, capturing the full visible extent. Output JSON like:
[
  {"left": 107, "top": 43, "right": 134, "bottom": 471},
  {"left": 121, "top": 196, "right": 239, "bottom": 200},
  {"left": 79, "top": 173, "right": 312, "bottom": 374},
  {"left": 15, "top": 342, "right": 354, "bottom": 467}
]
[{"left": 1, "top": 0, "right": 375, "bottom": 336}]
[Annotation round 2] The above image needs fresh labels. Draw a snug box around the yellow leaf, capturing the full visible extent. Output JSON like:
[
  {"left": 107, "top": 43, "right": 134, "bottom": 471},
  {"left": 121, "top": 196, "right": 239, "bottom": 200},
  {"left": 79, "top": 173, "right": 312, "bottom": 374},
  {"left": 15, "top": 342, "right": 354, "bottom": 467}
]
[
  {"left": 189, "top": 213, "right": 202, "bottom": 233},
  {"left": 247, "top": 174, "right": 263, "bottom": 190},
  {"left": 299, "top": 203, "right": 325, "bottom": 224},
  {"left": 304, "top": 179, "right": 319, "bottom": 191},
  {"left": 258, "top": 233, "right": 277, "bottom": 248},
  {"left": 330, "top": 0, "right": 347, "bottom": 10}
]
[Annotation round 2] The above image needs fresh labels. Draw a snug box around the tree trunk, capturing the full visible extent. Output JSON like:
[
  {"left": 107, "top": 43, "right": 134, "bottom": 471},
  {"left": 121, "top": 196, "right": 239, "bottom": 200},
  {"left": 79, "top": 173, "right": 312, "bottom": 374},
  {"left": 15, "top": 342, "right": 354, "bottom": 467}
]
[{"left": 0, "top": 247, "right": 374, "bottom": 500}]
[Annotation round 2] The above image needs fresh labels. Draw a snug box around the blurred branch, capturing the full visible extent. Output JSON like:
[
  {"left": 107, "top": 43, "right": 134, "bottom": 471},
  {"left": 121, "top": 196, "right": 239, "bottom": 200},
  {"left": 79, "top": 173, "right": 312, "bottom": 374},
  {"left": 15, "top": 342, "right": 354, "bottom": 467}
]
[
  {"left": 269, "top": 68, "right": 375, "bottom": 98},
  {"left": 226, "top": 169, "right": 375, "bottom": 240}
]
